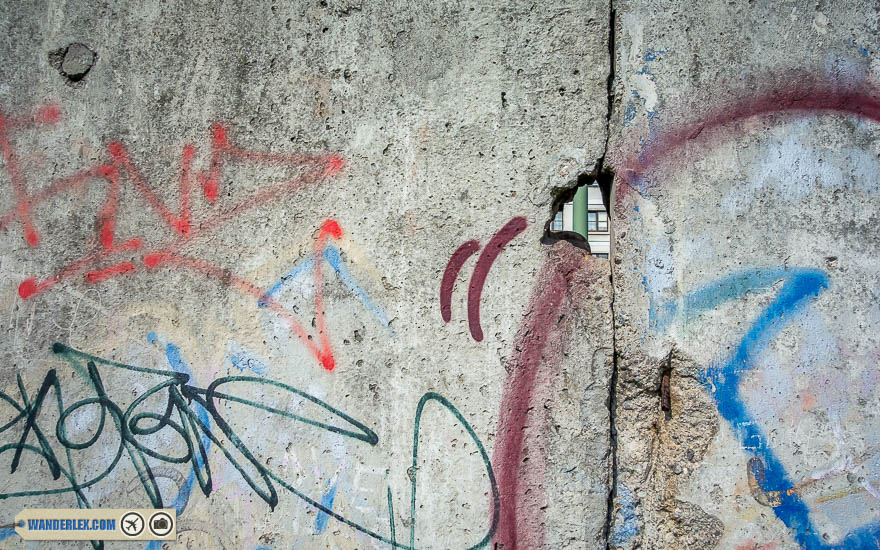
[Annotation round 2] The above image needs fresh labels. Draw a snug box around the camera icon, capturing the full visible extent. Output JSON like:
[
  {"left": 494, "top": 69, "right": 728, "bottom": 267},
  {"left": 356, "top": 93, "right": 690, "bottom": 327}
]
[{"left": 148, "top": 511, "right": 174, "bottom": 537}]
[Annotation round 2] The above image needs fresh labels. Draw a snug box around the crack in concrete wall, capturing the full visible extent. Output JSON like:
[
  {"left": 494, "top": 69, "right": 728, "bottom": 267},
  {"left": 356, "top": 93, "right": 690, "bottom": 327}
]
[
  {"left": 604, "top": 3, "right": 621, "bottom": 550},
  {"left": 2, "top": 1, "right": 880, "bottom": 549}
]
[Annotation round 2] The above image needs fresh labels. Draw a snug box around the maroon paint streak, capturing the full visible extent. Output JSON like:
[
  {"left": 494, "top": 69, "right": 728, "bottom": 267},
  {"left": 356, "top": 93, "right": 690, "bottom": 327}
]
[
  {"left": 614, "top": 85, "right": 880, "bottom": 204},
  {"left": 440, "top": 240, "right": 480, "bottom": 323},
  {"left": 492, "top": 244, "right": 593, "bottom": 549},
  {"left": 467, "top": 217, "right": 527, "bottom": 341}
]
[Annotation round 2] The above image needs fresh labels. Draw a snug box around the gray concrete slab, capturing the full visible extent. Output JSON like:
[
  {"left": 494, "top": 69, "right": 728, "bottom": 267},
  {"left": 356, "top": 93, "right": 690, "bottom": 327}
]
[
  {"left": 609, "top": 1, "right": 880, "bottom": 548},
  {"left": 0, "top": 1, "right": 613, "bottom": 549}
]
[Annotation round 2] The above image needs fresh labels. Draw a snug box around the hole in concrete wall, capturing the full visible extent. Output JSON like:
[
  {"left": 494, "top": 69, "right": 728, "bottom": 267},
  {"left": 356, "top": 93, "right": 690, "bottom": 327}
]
[
  {"left": 540, "top": 167, "right": 614, "bottom": 257},
  {"left": 48, "top": 43, "right": 96, "bottom": 86},
  {"left": 660, "top": 353, "right": 672, "bottom": 420},
  {"left": 660, "top": 370, "right": 671, "bottom": 412}
]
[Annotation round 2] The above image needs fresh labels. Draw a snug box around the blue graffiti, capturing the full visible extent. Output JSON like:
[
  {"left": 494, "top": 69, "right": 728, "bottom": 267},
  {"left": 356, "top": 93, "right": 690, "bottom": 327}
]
[
  {"left": 652, "top": 267, "right": 814, "bottom": 332},
  {"left": 845, "top": 38, "right": 870, "bottom": 57},
  {"left": 260, "top": 257, "right": 315, "bottom": 306},
  {"left": 224, "top": 341, "right": 272, "bottom": 377},
  {"left": 611, "top": 484, "right": 639, "bottom": 546},
  {"left": 313, "top": 479, "right": 339, "bottom": 534},
  {"left": 620, "top": 47, "right": 666, "bottom": 126},
  {"left": 144, "top": 333, "right": 214, "bottom": 550},
  {"left": 657, "top": 267, "right": 880, "bottom": 549},
  {"left": 259, "top": 245, "right": 391, "bottom": 332},
  {"left": 644, "top": 47, "right": 668, "bottom": 62},
  {"left": 160, "top": 337, "right": 213, "bottom": 513},
  {"left": 227, "top": 342, "right": 270, "bottom": 377},
  {"left": 228, "top": 353, "right": 269, "bottom": 376},
  {"left": 623, "top": 102, "right": 638, "bottom": 125}
]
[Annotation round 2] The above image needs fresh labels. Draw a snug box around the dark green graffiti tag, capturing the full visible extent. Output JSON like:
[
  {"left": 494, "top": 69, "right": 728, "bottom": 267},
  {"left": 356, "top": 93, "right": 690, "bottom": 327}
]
[{"left": 0, "top": 343, "right": 499, "bottom": 549}]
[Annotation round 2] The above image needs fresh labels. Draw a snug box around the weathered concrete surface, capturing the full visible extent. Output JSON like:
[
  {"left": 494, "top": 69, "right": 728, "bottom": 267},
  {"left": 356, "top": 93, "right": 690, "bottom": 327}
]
[
  {"left": 5, "top": 1, "right": 880, "bottom": 549},
  {"left": 608, "top": 1, "right": 880, "bottom": 549},
  {"left": 0, "top": 1, "right": 614, "bottom": 549}
]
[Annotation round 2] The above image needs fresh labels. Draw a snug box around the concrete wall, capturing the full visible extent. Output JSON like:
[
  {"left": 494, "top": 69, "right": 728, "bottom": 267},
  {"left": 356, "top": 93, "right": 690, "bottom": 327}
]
[
  {"left": 0, "top": 1, "right": 879, "bottom": 549},
  {"left": 0, "top": 1, "right": 613, "bottom": 549},
  {"left": 609, "top": 1, "right": 880, "bottom": 549}
]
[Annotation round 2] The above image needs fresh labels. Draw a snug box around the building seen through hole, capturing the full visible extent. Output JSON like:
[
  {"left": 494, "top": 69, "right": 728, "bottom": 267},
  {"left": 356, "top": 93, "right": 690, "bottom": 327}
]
[{"left": 551, "top": 182, "right": 610, "bottom": 258}]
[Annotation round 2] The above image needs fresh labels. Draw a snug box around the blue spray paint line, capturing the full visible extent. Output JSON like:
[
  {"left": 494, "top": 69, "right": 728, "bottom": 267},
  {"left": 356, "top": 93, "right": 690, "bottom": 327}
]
[
  {"left": 162, "top": 340, "right": 213, "bottom": 513},
  {"left": 225, "top": 341, "right": 270, "bottom": 376},
  {"left": 323, "top": 246, "right": 390, "bottom": 329},
  {"left": 0, "top": 527, "right": 16, "bottom": 541},
  {"left": 141, "top": 335, "right": 213, "bottom": 550},
  {"left": 644, "top": 47, "right": 668, "bottom": 61},
  {"left": 259, "top": 245, "right": 391, "bottom": 332},
  {"left": 701, "top": 269, "right": 829, "bottom": 390},
  {"left": 228, "top": 353, "right": 269, "bottom": 376},
  {"left": 652, "top": 267, "right": 792, "bottom": 331},
  {"left": 259, "top": 257, "right": 315, "bottom": 307},
  {"left": 313, "top": 479, "right": 339, "bottom": 534},
  {"left": 663, "top": 268, "right": 880, "bottom": 548}
]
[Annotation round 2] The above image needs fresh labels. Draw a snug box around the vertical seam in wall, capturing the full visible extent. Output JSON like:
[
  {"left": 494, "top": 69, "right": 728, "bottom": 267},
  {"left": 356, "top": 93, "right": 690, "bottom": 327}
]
[{"left": 602, "top": 0, "right": 619, "bottom": 548}]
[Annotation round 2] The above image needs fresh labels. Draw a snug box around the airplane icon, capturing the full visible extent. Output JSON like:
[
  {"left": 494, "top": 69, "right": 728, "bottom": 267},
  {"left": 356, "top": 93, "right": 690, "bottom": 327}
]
[{"left": 120, "top": 511, "right": 144, "bottom": 537}]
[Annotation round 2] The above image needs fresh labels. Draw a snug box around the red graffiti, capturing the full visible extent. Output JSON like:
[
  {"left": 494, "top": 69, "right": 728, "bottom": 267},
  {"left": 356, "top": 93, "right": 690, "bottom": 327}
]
[
  {"left": 84, "top": 262, "right": 136, "bottom": 283},
  {"left": 440, "top": 217, "right": 527, "bottom": 341},
  {"left": 440, "top": 240, "right": 480, "bottom": 323},
  {"left": 0, "top": 105, "right": 61, "bottom": 247},
  {"left": 142, "top": 220, "right": 344, "bottom": 371},
  {"left": 613, "top": 83, "right": 880, "bottom": 206},
  {"left": 491, "top": 242, "right": 598, "bottom": 549},
  {"left": 137, "top": 218, "right": 346, "bottom": 370},
  {"left": 0, "top": 104, "right": 345, "bottom": 369}
]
